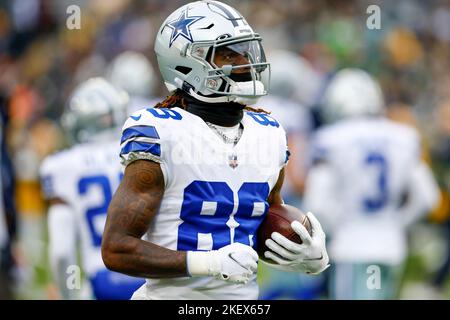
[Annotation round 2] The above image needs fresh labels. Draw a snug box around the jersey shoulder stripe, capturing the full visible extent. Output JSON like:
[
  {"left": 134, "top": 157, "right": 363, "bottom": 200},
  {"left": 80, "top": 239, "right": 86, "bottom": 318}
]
[
  {"left": 120, "top": 141, "right": 161, "bottom": 157},
  {"left": 120, "top": 108, "right": 166, "bottom": 166},
  {"left": 121, "top": 125, "right": 160, "bottom": 144}
]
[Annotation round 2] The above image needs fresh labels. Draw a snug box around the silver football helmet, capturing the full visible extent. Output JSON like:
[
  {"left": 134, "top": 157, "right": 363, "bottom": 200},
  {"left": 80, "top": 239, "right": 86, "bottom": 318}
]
[
  {"left": 154, "top": 0, "right": 270, "bottom": 105},
  {"left": 267, "top": 49, "right": 322, "bottom": 105},
  {"left": 107, "top": 51, "right": 156, "bottom": 98},
  {"left": 321, "top": 68, "right": 385, "bottom": 123},
  {"left": 62, "top": 77, "right": 129, "bottom": 143}
]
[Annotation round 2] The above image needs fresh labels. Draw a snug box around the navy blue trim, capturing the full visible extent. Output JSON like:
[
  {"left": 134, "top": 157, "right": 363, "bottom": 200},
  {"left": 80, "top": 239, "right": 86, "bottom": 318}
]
[
  {"left": 209, "top": 2, "right": 240, "bottom": 27},
  {"left": 285, "top": 150, "right": 291, "bottom": 164},
  {"left": 120, "top": 141, "right": 161, "bottom": 157},
  {"left": 121, "top": 126, "right": 160, "bottom": 144}
]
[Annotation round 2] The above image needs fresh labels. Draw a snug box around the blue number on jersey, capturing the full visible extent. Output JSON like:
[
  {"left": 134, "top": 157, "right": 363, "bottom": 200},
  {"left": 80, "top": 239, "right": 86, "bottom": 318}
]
[
  {"left": 147, "top": 108, "right": 182, "bottom": 120},
  {"left": 177, "top": 181, "right": 269, "bottom": 250},
  {"left": 247, "top": 112, "right": 279, "bottom": 127},
  {"left": 363, "top": 151, "right": 388, "bottom": 213},
  {"left": 78, "top": 173, "right": 123, "bottom": 247},
  {"left": 178, "top": 181, "right": 234, "bottom": 250},
  {"left": 234, "top": 183, "right": 270, "bottom": 246}
]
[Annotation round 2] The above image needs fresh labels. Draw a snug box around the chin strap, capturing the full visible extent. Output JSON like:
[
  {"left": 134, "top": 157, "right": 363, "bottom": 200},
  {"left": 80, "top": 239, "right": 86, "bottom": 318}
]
[
  {"left": 189, "top": 88, "right": 234, "bottom": 104},
  {"left": 188, "top": 79, "right": 265, "bottom": 106}
]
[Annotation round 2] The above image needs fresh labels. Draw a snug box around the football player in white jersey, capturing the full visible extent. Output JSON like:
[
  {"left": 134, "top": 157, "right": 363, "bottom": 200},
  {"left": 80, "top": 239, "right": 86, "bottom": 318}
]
[
  {"left": 40, "top": 78, "right": 145, "bottom": 299},
  {"left": 101, "top": 0, "right": 329, "bottom": 300},
  {"left": 302, "top": 68, "right": 440, "bottom": 299}
]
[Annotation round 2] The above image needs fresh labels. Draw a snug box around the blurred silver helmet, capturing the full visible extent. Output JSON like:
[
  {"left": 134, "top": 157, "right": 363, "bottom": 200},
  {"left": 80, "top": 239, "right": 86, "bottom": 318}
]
[
  {"left": 321, "top": 68, "right": 385, "bottom": 123},
  {"left": 154, "top": 0, "right": 270, "bottom": 105},
  {"left": 62, "top": 77, "right": 129, "bottom": 143},
  {"left": 267, "top": 50, "right": 322, "bottom": 106},
  {"left": 107, "top": 51, "right": 156, "bottom": 98}
]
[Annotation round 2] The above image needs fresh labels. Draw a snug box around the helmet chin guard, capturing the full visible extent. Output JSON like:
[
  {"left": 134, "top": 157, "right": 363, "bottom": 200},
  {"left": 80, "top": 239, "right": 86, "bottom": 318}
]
[
  {"left": 187, "top": 79, "right": 264, "bottom": 105},
  {"left": 155, "top": 1, "right": 271, "bottom": 105}
]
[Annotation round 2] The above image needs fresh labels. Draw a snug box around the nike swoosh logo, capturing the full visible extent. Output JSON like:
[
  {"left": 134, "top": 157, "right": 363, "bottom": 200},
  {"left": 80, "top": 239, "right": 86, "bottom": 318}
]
[
  {"left": 228, "top": 253, "right": 252, "bottom": 270},
  {"left": 304, "top": 254, "right": 324, "bottom": 261},
  {"left": 130, "top": 114, "right": 141, "bottom": 121}
]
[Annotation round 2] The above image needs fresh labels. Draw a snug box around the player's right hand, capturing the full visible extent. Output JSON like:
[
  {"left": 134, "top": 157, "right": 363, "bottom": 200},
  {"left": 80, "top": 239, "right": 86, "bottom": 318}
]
[
  {"left": 187, "top": 242, "right": 258, "bottom": 284},
  {"left": 212, "top": 242, "right": 259, "bottom": 284}
]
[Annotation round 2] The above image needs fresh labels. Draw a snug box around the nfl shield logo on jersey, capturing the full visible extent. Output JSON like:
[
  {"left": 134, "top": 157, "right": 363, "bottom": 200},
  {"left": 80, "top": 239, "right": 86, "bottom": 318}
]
[{"left": 228, "top": 153, "right": 238, "bottom": 169}]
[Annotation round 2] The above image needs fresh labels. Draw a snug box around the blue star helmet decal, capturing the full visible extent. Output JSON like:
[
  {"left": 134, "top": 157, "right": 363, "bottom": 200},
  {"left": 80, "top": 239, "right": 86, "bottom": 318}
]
[{"left": 166, "top": 10, "right": 205, "bottom": 48}]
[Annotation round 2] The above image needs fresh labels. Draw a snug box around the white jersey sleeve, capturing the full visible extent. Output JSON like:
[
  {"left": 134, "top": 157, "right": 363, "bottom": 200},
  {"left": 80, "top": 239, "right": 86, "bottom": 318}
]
[
  {"left": 40, "top": 152, "right": 75, "bottom": 204},
  {"left": 120, "top": 109, "right": 165, "bottom": 166},
  {"left": 400, "top": 160, "right": 440, "bottom": 227}
]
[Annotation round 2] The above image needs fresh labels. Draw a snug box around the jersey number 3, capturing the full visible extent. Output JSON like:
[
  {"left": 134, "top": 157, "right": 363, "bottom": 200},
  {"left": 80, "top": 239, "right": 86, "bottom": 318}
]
[{"left": 363, "top": 151, "right": 388, "bottom": 213}]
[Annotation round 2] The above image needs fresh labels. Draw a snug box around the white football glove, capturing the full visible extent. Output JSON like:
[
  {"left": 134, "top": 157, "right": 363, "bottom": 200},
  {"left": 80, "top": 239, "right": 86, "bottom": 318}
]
[
  {"left": 187, "top": 242, "right": 258, "bottom": 284},
  {"left": 263, "top": 212, "right": 330, "bottom": 275}
]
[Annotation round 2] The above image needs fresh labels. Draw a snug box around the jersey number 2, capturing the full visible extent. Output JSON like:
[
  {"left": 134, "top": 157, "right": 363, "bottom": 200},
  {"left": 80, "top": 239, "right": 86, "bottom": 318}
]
[{"left": 78, "top": 173, "right": 123, "bottom": 247}]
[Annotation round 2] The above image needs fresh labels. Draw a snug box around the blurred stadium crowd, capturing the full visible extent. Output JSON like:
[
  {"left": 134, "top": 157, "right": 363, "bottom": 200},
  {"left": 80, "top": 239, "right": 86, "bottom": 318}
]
[{"left": 0, "top": 0, "right": 450, "bottom": 299}]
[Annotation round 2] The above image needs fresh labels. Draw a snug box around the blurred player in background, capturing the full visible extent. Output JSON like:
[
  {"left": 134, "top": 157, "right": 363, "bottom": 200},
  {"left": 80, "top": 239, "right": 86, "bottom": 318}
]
[
  {"left": 39, "top": 78, "right": 145, "bottom": 300},
  {"left": 303, "top": 68, "right": 440, "bottom": 299},
  {"left": 107, "top": 51, "right": 160, "bottom": 114},
  {"left": 101, "top": 0, "right": 329, "bottom": 300}
]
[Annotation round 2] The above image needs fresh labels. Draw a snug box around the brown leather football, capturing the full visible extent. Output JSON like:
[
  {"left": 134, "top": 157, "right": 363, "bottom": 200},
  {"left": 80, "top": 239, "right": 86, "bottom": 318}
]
[{"left": 257, "top": 204, "right": 312, "bottom": 261}]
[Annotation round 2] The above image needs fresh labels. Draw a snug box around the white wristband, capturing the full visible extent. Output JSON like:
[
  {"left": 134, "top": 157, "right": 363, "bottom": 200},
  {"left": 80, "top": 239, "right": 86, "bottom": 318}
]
[{"left": 186, "top": 251, "right": 220, "bottom": 277}]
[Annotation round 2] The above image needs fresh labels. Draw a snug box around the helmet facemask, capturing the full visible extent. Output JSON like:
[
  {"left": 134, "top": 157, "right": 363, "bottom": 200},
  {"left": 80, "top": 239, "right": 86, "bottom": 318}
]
[{"left": 188, "top": 34, "right": 271, "bottom": 105}]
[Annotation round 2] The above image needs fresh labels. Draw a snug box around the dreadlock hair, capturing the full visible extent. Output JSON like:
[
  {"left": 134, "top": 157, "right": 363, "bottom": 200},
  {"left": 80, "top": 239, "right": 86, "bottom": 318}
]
[
  {"left": 154, "top": 90, "right": 271, "bottom": 114},
  {"left": 154, "top": 90, "right": 187, "bottom": 109}
]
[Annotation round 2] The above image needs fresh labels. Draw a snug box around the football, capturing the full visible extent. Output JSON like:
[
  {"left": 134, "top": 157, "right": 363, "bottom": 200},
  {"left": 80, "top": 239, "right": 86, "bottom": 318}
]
[{"left": 257, "top": 204, "right": 312, "bottom": 261}]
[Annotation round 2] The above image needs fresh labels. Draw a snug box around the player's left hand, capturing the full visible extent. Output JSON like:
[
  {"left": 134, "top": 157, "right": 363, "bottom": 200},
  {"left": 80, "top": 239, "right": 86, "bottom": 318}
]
[{"left": 264, "top": 212, "right": 330, "bottom": 274}]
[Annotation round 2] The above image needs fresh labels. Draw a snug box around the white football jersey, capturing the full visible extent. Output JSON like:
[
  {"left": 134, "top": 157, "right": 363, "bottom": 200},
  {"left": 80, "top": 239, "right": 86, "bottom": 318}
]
[
  {"left": 303, "top": 117, "right": 435, "bottom": 265},
  {"left": 120, "top": 107, "right": 288, "bottom": 299},
  {"left": 40, "top": 140, "right": 123, "bottom": 276}
]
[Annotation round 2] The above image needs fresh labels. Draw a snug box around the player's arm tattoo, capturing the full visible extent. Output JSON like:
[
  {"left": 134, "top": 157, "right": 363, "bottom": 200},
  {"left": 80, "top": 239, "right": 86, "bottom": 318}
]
[
  {"left": 102, "top": 160, "right": 188, "bottom": 278},
  {"left": 268, "top": 168, "right": 285, "bottom": 206}
]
